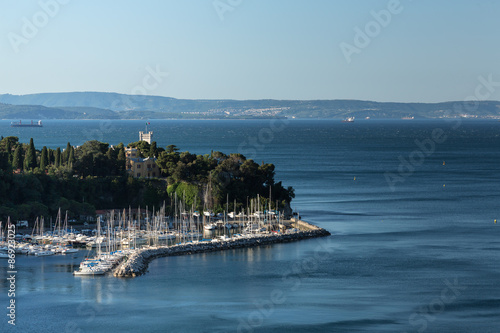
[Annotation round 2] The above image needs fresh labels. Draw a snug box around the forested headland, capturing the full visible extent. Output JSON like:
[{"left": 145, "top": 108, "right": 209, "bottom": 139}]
[{"left": 0, "top": 136, "right": 294, "bottom": 223}]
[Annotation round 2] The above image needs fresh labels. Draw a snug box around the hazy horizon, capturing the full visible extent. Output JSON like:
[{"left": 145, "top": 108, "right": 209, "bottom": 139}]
[
  {"left": 2, "top": 90, "right": 500, "bottom": 105},
  {"left": 1, "top": 1, "right": 499, "bottom": 103}
]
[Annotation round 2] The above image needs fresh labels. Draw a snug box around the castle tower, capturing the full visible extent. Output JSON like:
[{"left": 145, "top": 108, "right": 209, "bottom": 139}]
[{"left": 139, "top": 131, "right": 153, "bottom": 144}]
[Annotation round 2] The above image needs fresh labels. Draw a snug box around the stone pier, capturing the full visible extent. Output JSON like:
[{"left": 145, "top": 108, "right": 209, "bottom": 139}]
[{"left": 114, "top": 222, "right": 330, "bottom": 278}]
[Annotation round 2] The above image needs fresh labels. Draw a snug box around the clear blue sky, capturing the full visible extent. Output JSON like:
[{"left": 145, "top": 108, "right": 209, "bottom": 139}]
[{"left": 1, "top": 0, "right": 499, "bottom": 102}]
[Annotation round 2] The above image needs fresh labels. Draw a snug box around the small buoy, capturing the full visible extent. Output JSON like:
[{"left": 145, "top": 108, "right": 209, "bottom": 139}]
[
  {"left": 443, "top": 161, "right": 445, "bottom": 166},
  {"left": 353, "top": 177, "right": 356, "bottom": 181},
  {"left": 443, "top": 184, "right": 446, "bottom": 187}
]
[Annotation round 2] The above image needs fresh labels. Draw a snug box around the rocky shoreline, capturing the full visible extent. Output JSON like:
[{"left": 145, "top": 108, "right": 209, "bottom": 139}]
[{"left": 113, "top": 222, "right": 331, "bottom": 278}]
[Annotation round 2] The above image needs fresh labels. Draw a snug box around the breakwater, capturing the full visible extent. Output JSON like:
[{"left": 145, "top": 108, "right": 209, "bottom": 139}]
[
  {"left": 114, "top": 223, "right": 330, "bottom": 278},
  {"left": 291, "top": 218, "right": 322, "bottom": 231}
]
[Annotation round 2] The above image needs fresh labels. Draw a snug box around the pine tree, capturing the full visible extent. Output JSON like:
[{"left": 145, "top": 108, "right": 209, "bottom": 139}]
[
  {"left": 40, "top": 146, "right": 48, "bottom": 170},
  {"left": 12, "top": 145, "right": 22, "bottom": 170},
  {"left": 24, "top": 138, "right": 37, "bottom": 171},
  {"left": 55, "top": 147, "right": 61, "bottom": 168}
]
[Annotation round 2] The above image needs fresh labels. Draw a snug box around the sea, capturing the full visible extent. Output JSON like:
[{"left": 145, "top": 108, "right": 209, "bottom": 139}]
[{"left": 1, "top": 118, "right": 499, "bottom": 332}]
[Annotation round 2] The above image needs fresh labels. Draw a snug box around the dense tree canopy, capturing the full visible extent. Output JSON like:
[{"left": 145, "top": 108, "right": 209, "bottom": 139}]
[
  {"left": 156, "top": 148, "right": 294, "bottom": 211},
  {"left": 0, "top": 136, "right": 294, "bottom": 223}
]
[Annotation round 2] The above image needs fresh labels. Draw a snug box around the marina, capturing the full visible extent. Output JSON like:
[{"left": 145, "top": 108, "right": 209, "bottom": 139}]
[
  {"left": 2, "top": 200, "right": 330, "bottom": 278},
  {"left": 2, "top": 212, "right": 330, "bottom": 277}
]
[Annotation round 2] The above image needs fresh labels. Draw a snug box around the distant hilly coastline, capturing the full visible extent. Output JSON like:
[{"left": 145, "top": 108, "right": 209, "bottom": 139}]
[{"left": 1, "top": 92, "right": 499, "bottom": 120}]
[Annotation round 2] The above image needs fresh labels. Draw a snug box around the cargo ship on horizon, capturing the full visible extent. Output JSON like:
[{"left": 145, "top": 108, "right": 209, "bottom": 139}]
[{"left": 10, "top": 120, "right": 43, "bottom": 127}]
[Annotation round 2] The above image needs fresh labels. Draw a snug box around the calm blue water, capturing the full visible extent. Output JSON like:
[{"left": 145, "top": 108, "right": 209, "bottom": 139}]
[{"left": 1, "top": 119, "right": 500, "bottom": 332}]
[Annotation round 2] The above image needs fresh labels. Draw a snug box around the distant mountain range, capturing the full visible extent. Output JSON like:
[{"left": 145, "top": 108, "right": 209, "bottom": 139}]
[{"left": 1, "top": 92, "right": 499, "bottom": 120}]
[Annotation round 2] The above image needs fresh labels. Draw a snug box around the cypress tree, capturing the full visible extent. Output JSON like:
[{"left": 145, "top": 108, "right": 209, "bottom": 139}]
[
  {"left": 117, "top": 147, "right": 126, "bottom": 172},
  {"left": 63, "top": 142, "right": 71, "bottom": 164},
  {"left": 5, "top": 140, "right": 12, "bottom": 164},
  {"left": 55, "top": 147, "right": 61, "bottom": 168},
  {"left": 68, "top": 146, "right": 75, "bottom": 169},
  {"left": 107, "top": 147, "right": 114, "bottom": 158},
  {"left": 117, "top": 148, "right": 125, "bottom": 161},
  {"left": 58, "top": 149, "right": 63, "bottom": 166},
  {"left": 48, "top": 149, "right": 54, "bottom": 165},
  {"left": 40, "top": 146, "right": 48, "bottom": 170},
  {"left": 68, "top": 147, "right": 75, "bottom": 170},
  {"left": 12, "top": 145, "right": 22, "bottom": 170},
  {"left": 24, "top": 138, "right": 37, "bottom": 171}
]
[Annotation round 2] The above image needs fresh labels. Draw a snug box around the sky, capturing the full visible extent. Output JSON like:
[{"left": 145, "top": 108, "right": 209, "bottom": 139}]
[{"left": 0, "top": 0, "right": 499, "bottom": 102}]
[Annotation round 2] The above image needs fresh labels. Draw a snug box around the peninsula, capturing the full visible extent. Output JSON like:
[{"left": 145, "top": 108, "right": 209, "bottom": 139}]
[{"left": 1, "top": 132, "right": 331, "bottom": 279}]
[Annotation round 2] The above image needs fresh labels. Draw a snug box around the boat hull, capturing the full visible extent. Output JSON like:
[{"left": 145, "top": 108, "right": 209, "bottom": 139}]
[{"left": 73, "top": 270, "right": 106, "bottom": 276}]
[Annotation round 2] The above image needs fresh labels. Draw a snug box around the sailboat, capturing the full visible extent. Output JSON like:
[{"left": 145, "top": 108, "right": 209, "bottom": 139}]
[
  {"left": 202, "top": 180, "right": 217, "bottom": 231},
  {"left": 0, "top": 222, "right": 8, "bottom": 258},
  {"left": 74, "top": 217, "right": 106, "bottom": 276}
]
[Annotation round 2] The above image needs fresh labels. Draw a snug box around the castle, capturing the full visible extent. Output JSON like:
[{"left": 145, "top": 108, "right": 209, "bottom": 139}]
[
  {"left": 125, "top": 129, "right": 159, "bottom": 178},
  {"left": 138, "top": 130, "right": 153, "bottom": 144}
]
